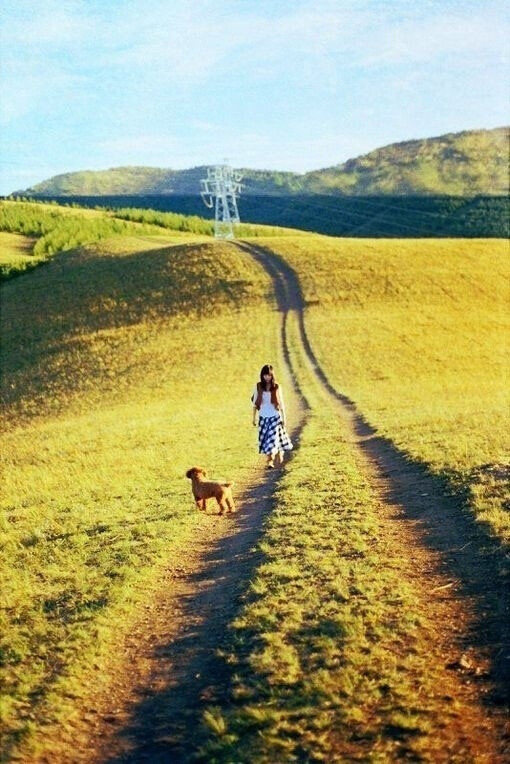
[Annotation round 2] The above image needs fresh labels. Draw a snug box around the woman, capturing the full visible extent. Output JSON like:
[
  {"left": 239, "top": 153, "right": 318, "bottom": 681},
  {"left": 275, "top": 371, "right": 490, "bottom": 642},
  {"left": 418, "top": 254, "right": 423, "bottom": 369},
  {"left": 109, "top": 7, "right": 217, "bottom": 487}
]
[{"left": 252, "top": 364, "right": 293, "bottom": 468}]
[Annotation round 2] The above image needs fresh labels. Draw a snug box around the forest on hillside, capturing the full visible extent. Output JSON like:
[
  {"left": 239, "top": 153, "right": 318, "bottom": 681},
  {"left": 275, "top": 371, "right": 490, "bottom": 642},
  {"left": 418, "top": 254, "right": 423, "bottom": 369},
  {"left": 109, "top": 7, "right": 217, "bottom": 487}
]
[{"left": 10, "top": 194, "right": 508, "bottom": 238}]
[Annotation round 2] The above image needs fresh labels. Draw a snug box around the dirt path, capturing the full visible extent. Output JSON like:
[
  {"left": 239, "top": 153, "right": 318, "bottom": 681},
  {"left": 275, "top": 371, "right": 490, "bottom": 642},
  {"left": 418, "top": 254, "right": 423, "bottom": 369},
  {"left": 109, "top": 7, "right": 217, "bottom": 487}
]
[
  {"left": 238, "top": 241, "right": 510, "bottom": 760},
  {"left": 97, "top": 465, "right": 306, "bottom": 764}
]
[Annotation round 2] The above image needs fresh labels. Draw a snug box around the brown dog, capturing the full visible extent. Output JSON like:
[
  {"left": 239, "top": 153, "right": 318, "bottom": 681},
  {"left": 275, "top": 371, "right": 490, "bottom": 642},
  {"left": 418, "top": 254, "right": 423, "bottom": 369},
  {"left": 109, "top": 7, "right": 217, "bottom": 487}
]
[{"left": 185, "top": 467, "right": 236, "bottom": 515}]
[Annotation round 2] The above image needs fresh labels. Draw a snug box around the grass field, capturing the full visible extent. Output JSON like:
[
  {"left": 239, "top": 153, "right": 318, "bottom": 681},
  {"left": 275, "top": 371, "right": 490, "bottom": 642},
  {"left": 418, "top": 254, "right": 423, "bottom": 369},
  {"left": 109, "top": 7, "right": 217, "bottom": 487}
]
[
  {"left": 1, "top": 200, "right": 508, "bottom": 760},
  {"left": 0, "top": 232, "right": 282, "bottom": 758},
  {"left": 0, "top": 199, "right": 299, "bottom": 280},
  {"left": 253, "top": 235, "right": 510, "bottom": 552}
]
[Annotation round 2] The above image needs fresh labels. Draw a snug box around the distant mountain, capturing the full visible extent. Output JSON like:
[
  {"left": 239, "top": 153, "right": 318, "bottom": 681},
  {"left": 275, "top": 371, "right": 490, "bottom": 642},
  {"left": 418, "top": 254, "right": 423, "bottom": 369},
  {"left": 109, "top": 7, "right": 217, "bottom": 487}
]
[
  {"left": 17, "top": 127, "right": 509, "bottom": 197},
  {"left": 303, "top": 127, "right": 509, "bottom": 196},
  {"left": 18, "top": 165, "right": 304, "bottom": 197}
]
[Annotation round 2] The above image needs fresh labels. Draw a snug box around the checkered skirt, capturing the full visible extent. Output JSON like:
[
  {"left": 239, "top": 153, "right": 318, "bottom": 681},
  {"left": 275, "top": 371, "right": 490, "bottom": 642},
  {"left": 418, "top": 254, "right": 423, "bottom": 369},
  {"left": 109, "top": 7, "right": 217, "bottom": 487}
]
[{"left": 258, "top": 415, "right": 293, "bottom": 455}]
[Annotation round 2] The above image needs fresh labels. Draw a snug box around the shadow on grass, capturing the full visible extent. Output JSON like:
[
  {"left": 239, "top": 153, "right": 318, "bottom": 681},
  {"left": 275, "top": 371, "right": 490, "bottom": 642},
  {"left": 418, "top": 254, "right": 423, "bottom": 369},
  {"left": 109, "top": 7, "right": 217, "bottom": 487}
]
[
  {"left": 1, "top": 241, "right": 259, "bottom": 410},
  {"left": 1, "top": 241, "right": 254, "bottom": 359},
  {"left": 240, "top": 241, "right": 510, "bottom": 711}
]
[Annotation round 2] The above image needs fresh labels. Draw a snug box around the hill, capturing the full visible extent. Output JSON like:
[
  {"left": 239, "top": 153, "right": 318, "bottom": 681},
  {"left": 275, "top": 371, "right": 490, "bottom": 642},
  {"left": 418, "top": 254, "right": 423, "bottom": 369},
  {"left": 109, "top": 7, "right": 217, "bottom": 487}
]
[
  {"left": 18, "top": 165, "right": 303, "bottom": 197},
  {"left": 304, "top": 127, "right": 509, "bottom": 195},
  {"left": 13, "top": 194, "right": 508, "bottom": 239},
  {"left": 0, "top": 226, "right": 280, "bottom": 758},
  {"left": 2, "top": 203, "right": 508, "bottom": 759},
  {"left": 0, "top": 199, "right": 298, "bottom": 280},
  {"left": 18, "top": 127, "right": 509, "bottom": 197}
]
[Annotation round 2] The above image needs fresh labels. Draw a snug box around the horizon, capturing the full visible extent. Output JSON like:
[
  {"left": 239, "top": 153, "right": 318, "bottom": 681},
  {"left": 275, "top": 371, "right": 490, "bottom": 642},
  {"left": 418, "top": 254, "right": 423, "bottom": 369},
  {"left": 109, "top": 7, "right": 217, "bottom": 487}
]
[
  {"left": 1, "top": 0, "right": 509, "bottom": 195},
  {"left": 13, "top": 124, "right": 510, "bottom": 186}
]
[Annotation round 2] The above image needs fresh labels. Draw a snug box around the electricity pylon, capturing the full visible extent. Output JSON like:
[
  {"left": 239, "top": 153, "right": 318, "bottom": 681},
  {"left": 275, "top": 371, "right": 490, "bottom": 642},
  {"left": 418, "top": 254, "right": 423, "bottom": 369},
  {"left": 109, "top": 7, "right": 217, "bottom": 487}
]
[{"left": 200, "top": 164, "right": 243, "bottom": 239}]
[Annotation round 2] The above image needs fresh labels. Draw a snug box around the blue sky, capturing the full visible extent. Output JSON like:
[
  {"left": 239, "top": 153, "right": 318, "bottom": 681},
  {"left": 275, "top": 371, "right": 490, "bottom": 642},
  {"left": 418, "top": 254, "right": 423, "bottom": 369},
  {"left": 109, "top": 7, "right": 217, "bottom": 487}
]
[{"left": 1, "top": 0, "right": 508, "bottom": 194}]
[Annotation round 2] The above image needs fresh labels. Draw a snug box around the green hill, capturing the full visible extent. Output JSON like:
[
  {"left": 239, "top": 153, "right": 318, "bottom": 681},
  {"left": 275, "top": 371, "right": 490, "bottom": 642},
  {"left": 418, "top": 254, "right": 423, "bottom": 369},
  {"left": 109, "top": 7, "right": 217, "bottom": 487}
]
[
  {"left": 17, "top": 127, "right": 509, "bottom": 197},
  {"left": 303, "top": 127, "right": 509, "bottom": 195},
  {"left": 19, "top": 165, "right": 303, "bottom": 197}
]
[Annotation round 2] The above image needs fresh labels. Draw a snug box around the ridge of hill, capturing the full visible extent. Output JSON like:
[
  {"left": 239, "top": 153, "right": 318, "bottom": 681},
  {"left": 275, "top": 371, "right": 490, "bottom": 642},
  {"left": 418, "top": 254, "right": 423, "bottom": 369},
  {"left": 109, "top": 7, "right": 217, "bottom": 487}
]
[
  {"left": 18, "top": 165, "right": 303, "bottom": 197},
  {"left": 304, "top": 127, "right": 509, "bottom": 195},
  {"left": 18, "top": 127, "right": 509, "bottom": 197}
]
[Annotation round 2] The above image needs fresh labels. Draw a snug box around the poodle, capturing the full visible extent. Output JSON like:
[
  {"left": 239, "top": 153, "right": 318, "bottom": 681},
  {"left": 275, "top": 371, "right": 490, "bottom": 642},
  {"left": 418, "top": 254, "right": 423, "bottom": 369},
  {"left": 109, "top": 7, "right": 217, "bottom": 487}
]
[{"left": 185, "top": 466, "right": 236, "bottom": 515}]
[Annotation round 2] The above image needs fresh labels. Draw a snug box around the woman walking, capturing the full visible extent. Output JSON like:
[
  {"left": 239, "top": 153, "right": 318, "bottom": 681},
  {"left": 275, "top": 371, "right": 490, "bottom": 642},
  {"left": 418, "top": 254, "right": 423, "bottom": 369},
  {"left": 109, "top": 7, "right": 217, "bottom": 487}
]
[{"left": 252, "top": 364, "right": 293, "bottom": 468}]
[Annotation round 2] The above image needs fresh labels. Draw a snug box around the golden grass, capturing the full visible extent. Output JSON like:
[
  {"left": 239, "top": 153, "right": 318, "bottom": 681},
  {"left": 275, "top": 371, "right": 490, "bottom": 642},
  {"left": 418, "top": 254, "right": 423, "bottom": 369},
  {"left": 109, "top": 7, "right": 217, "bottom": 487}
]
[
  {"left": 0, "top": 234, "right": 281, "bottom": 757},
  {"left": 251, "top": 235, "right": 510, "bottom": 547},
  {"left": 0, "top": 199, "right": 301, "bottom": 281},
  {"left": 0, "top": 230, "right": 36, "bottom": 257},
  {"left": 1, "top": 199, "right": 106, "bottom": 218},
  {"left": 2, "top": 205, "right": 508, "bottom": 759}
]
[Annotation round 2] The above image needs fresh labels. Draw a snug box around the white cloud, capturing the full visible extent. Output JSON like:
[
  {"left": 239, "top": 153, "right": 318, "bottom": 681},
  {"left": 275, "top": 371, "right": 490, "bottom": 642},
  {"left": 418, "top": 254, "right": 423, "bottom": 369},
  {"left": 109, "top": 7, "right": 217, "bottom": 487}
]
[
  {"left": 126, "top": 2, "right": 366, "bottom": 81},
  {"left": 4, "top": 1, "right": 509, "bottom": 100}
]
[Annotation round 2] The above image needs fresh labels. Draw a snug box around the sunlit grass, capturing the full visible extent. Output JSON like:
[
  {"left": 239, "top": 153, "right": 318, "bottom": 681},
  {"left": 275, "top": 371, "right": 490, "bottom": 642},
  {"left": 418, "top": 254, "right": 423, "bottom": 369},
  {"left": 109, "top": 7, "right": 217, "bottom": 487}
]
[
  {"left": 0, "top": 230, "right": 36, "bottom": 257},
  {"left": 3, "top": 200, "right": 508, "bottom": 759},
  {"left": 112, "top": 205, "right": 301, "bottom": 238},
  {"left": 0, "top": 232, "right": 281, "bottom": 758},
  {"left": 0, "top": 199, "right": 302, "bottom": 281},
  {"left": 252, "top": 235, "right": 510, "bottom": 549}
]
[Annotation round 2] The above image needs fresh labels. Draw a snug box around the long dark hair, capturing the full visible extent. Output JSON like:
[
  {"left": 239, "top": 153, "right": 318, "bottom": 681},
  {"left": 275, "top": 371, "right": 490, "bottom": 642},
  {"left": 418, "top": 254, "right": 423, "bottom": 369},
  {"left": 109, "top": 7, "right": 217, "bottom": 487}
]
[{"left": 259, "top": 364, "right": 277, "bottom": 391}]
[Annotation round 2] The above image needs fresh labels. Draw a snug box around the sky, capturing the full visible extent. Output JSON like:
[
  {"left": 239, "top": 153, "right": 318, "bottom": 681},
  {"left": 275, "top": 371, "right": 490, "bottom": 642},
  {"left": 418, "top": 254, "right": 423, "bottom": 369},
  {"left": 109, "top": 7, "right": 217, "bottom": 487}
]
[{"left": 1, "top": 0, "right": 509, "bottom": 194}]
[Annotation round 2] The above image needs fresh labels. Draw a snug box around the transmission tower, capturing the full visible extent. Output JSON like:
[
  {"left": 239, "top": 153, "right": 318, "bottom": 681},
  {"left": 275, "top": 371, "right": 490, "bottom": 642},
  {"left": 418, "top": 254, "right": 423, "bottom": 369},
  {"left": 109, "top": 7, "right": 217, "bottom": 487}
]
[{"left": 200, "top": 164, "right": 243, "bottom": 239}]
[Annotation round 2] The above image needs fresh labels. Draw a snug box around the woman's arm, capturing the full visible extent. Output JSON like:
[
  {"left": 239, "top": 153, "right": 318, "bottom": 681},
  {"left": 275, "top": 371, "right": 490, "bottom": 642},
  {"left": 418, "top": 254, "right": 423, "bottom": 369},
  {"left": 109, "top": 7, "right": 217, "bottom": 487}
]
[
  {"left": 252, "top": 386, "right": 258, "bottom": 426},
  {"left": 278, "top": 387, "right": 286, "bottom": 425}
]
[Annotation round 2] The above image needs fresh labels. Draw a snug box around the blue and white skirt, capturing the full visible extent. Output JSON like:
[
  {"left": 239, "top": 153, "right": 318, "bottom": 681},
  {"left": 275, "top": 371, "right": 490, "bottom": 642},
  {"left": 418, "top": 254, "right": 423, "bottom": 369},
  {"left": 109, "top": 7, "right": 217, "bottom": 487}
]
[{"left": 258, "top": 415, "right": 293, "bottom": 455}]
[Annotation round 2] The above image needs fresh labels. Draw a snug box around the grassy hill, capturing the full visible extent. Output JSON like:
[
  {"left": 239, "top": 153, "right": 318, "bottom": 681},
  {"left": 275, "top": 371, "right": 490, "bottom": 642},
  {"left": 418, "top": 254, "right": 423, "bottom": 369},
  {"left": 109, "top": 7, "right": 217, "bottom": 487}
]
[
  {"left": 0, "top": 199, "right": 295, "bottom": 280},
  {"left": 304, "top": 127, "right": 509, "bottom": 195},
  {"left": 197, "top": 234, "right": 510, "bottom": 761},
  {"left": 17, "top": 127, "right": 509, "bottom": 197},
  {"left": 18, "top": 165, "right": 304, "bottom": 197},
  {"left": 257, "top": 234, "right": 510, "bottom": 546},
  {"left": 0, "top": 232, "right": 37, "bottom": 279},
  {"left": 1, "top": 200, "right": 508, "bottom": 760}
]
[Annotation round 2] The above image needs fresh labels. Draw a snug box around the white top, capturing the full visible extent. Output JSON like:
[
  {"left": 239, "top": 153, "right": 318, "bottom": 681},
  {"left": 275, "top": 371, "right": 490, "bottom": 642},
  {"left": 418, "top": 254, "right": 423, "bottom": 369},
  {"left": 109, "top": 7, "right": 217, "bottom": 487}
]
[{"left": 252, "top": 386, "right": 286, "bottom": 420}]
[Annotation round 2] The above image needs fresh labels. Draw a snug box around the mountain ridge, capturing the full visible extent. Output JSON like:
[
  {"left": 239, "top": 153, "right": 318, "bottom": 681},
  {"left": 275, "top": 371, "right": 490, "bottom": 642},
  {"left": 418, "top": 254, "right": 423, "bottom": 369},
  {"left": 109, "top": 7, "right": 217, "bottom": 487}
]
[{"left": 17, "top": 127, "right": 509, "bottom": 197}]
